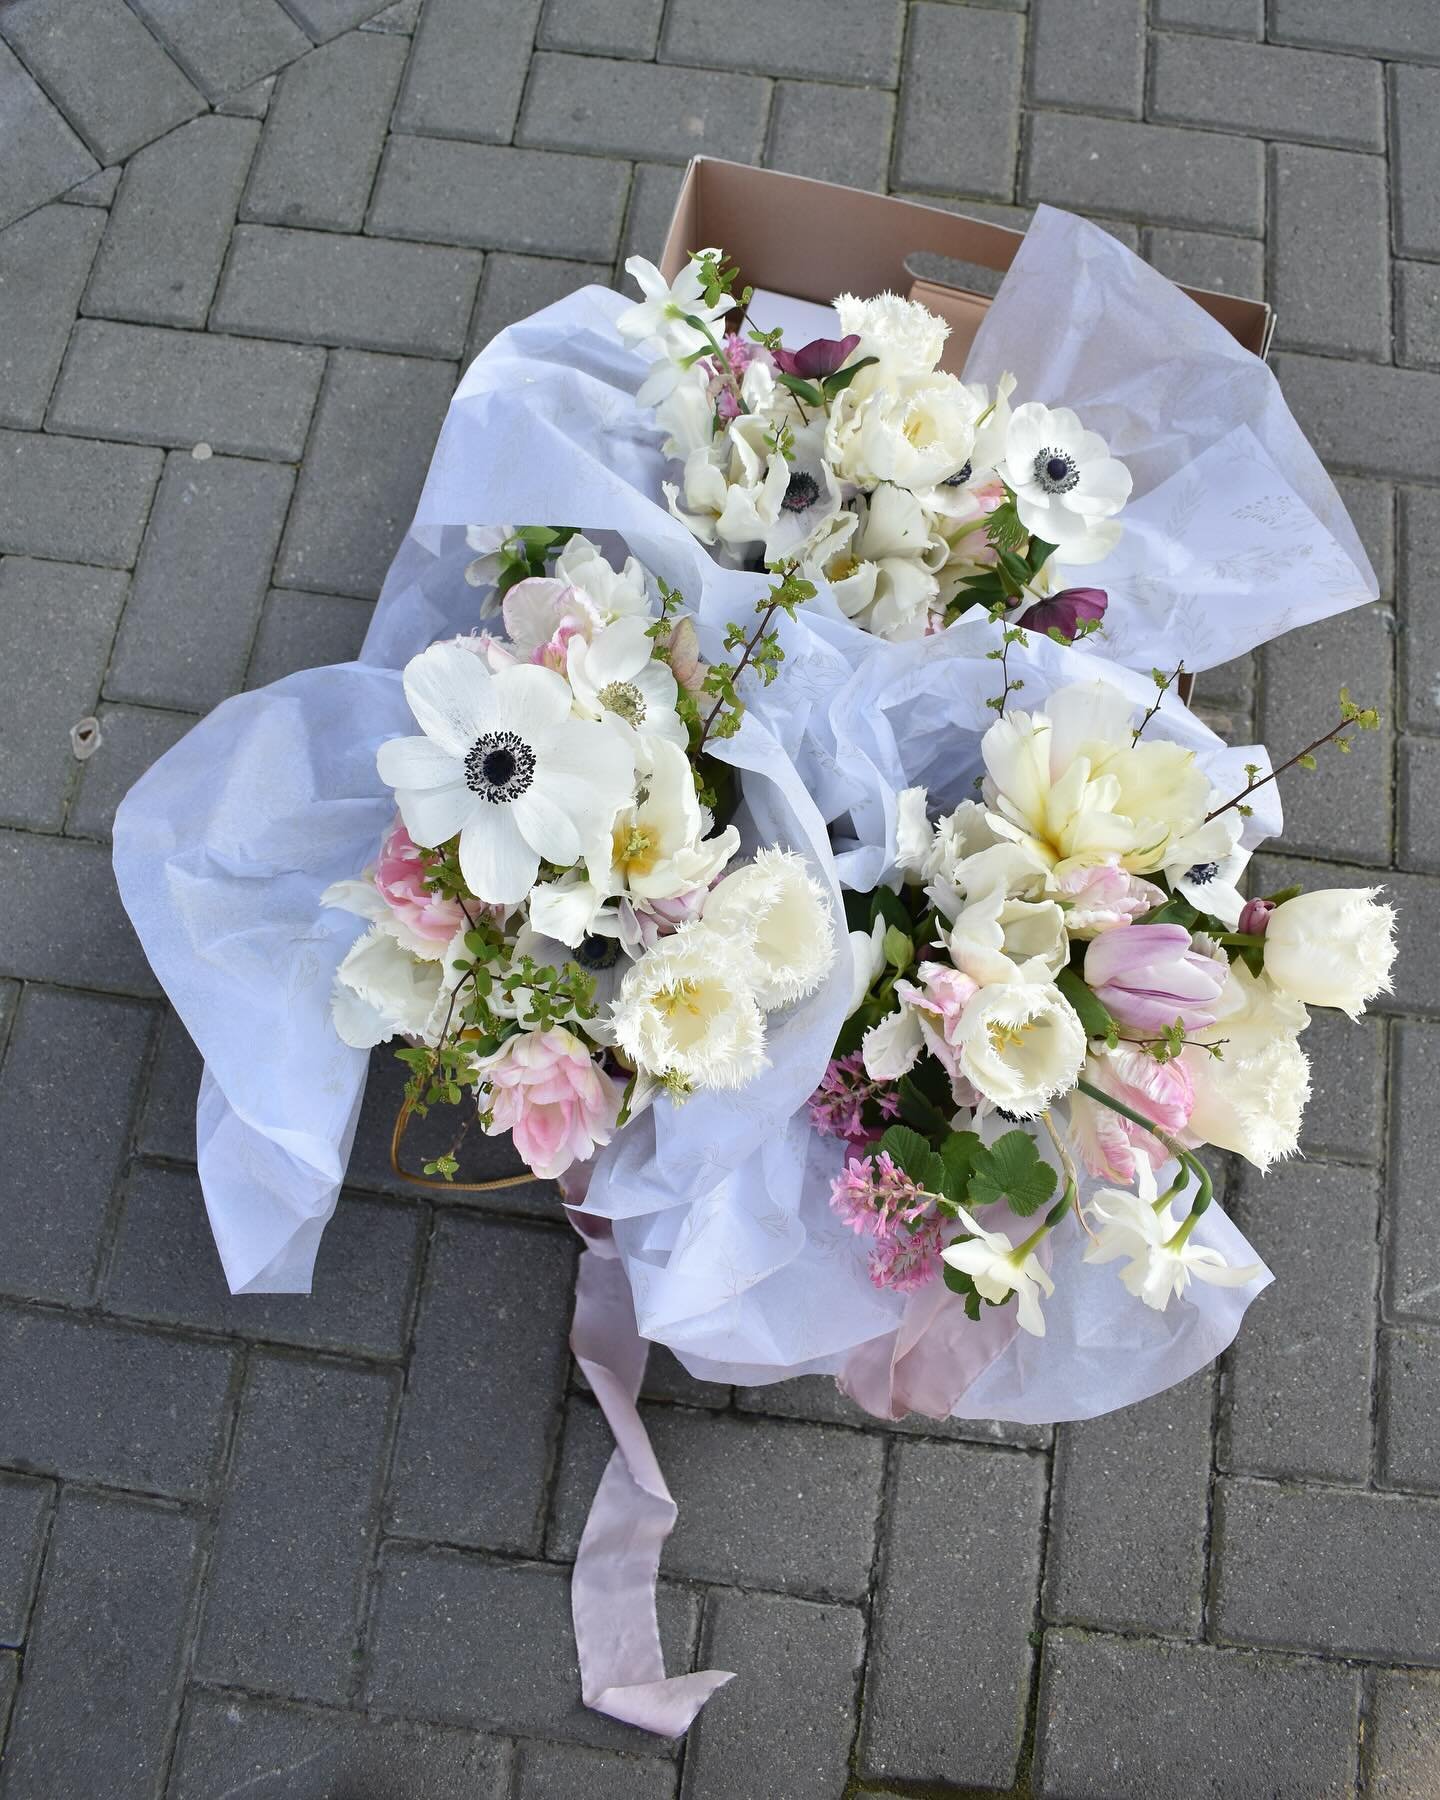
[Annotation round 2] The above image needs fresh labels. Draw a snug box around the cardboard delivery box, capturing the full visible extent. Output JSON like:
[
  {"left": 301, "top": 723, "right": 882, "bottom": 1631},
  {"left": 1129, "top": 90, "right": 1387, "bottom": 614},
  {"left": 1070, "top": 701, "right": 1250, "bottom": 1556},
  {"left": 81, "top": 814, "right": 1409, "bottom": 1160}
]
[{"left": 658, "top": 157, "right": 1274, "bottom": 370}]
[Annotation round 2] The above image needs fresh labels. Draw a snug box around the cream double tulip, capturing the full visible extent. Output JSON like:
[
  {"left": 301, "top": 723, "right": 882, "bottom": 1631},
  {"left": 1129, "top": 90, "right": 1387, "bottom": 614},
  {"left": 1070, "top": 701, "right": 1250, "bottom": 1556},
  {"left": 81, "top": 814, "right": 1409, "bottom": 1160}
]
[{"left": 1262, "top": 888, "right": 1396, "bottom": 1019}]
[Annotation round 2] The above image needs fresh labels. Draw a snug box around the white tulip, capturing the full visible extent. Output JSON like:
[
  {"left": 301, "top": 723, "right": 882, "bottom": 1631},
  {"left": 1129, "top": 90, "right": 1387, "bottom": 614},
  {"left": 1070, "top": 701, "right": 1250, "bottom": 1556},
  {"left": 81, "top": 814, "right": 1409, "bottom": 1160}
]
[
  {"left": 1182, "top": 962, "right": 1310, "bottom": 1170},
  {"left": 700, "top": 847, "right": 836, "bottom": 1010},
  {"left": 833, "top": 290, "right": 948, "bottom": 385},
  {"left": 861, "top": 1003, "right": 924, "bottom": 1081},
  {"left": 1263, "top": 887, "right": 1397, "bottom": 1019},
  {"left": 611, "top": 923, "right": 765, "bottom": 1091},
  {"left": 328, "top": 923, "right": 448, "bottom": 1049},
  {"left": 846, "top": 918, "right": 888, "bottom": 1017},
  {"left": 952, "top": 981, "right": 1087, "bottom": 1116}
]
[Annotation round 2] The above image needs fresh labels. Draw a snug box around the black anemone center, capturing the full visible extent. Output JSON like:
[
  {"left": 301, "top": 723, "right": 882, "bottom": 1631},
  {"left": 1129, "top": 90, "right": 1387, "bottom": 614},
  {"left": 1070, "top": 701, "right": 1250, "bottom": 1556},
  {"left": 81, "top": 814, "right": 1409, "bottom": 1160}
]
[
  {"left": 781, "top": 471, "right": 821, "bottom": 513},
  {"left": 575, "top": 932, "right": 622, "bottom": 971},
  {"left": 1185, "top": 862, "right": 1219, "bottom": 885},
  {"left": 463, "top": 730, "right": 535, "bottom": 803},
  {"left": 943, "top": 460, "right": 973, "bottom": 488},
  {"left": 1033, "top": 446, "right": 1080, "bottom": 495}
]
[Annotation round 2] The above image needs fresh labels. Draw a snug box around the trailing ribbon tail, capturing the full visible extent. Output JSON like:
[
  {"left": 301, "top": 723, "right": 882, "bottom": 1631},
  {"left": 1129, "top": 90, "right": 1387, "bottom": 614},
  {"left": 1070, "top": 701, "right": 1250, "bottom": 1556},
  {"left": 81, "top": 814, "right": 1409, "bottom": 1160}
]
[{"left": 567, "top": 1244, "right": 735, "bottom": 1736}]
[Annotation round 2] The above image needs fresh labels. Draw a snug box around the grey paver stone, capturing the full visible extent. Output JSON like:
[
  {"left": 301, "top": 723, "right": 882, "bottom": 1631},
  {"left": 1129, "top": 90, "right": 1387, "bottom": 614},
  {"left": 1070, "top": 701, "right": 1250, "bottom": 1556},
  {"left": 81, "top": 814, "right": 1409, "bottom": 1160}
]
[
  {"left": 50, "top": 319, "right": 323, "bottom": 459},
  {"left": 0, "top": 41, "right": 98, "bottom": 230},
  {"left": 519, "top": 52, "right": 771, "bottom": 164},
  {"left": 735, "top": 1371, "right": 1052, "bottom": 1448},
  {"left": 1214, "top": 1478, "right": 1440, "bottom": 1663},
  {"left": 361, "top": 0, "right": 421, "bottom": 31},
  {"left": 1044, "top": 1371, "right": 1213, "bottom": 1635},
  {"left": 394, "top": 0, "right": 541, "bottom": 143},
  {"left": 275, "top": 349, "right": 454, "bottom": 600},
  {"left": 365, "top": 1545, "right": 697, "bottom": 1753},
  {"left": 369, "top": 136, "right": 627, "bottom": 261},
  {"left": 0, "top": 1650, "right": 13, "bottom": 1747},
  {"left": 765, "top": 80, "right": 894, "bottom": 194},
  {"left": 1389, "top": 1022, "right": 1440, "bottom": 1325},
  {"left": 0, "top": 829, "right": 158, "bottom": 995},
  {"left": 1272, "top": 1, "right": 1440, "bottom": 60},
  {"left": 57, "top": 164, "right": 120, "bottom": 207},
  {"left": 1391, "top": 65, "right": 1440, "bottom": 259},
  {"left": 83, "top": 115, "right": 259, "bottom": 329},
  {"left": 1222, "top": 1159, "right": 1379, "bottom": 1482},
  {"left": 1398, "top": 260, "right": 1440, "bottom": 372},
  {"left": 0, "top": 428, "right": 162, "bottom": 567},
  {"left": 550, "top": 1400, "right": 884, "bottom": 1599},
  {"left": 1152, "top": 0, "right": 1261, "bottom": 33},
  {"left": 245, "top": 32, "right": 408, "bottom": 235},
  {"left": 1258, "top": 604, "right": 1393, "bottom": 866},
  {"left": 67, "top": 702, "right": 196, "bottom": 839},
  {"left": 279, "top": 0, "right": 393, "bottom": 38},
  {"left": 1380, "top": 1326, "right": 1440, "bottom": 1495},
  {"left": 621, "top": 163, "right": 686, "bottom": 267},
  {"left": 216, "top": 73, "right": 275, "bottom": 119},
  {"left": 1026, "top": 113, "right": 1264, "bottom": 235},
  {"left": 1335, "top": 473, "right": 1395, "bottom": 596},
  {"left": 468, "top": 253, "right": 608, "bottom": 362},
  {"left": 860, "top": 1441, "right": 1045, "bottom": 1788},
  {"left": 662, "top": 0, "right": 902, "bottom": 85},
  {"left": 1144, "top": 227, "right": 1264, "bottom": 300},
  {"left": 385, "top": 1214, "right": 575, "bottom": 1554},
  {"left": 1272, "top": 352, "right": 1440, "bottom": 483},
  {"left": 538, "top": 0, "right": 664, "bottom": 60},
  {"left": 516, "top": 1740, "right": 675, "bottom": 1800},
  {"left": 195, "top": 1351, "right": 398, "bottom": 1701},
  {"left": 170, "top": 1691, "right": 511, "bottom": 1800},
  {"left": 1270, "top": 143, "right": 1390, "bottom": 359},
  {"left": 1151, "top": 31, "right": 1383, "bottom": 151},
  {"left": 0, "top": 1303, "right": 233, "bottom": 1496},
  {"left": 1399, "top": 735, "right": 1440, "bottom": 873},
  {"left": 682, "top": 1589, "right": 863, "bottom": 1800},
  {"left": 893, "top": 3, "right": 1023, "bottom": 201},
  {"left": 106, "top": 1163, "right": 422, "bottom": 1358},
  {"left": 0, "top": 1491, "right": 200, "bottom": 1800},
  {"left": 0, "top": 0, "right": 204, "bottom": 166},
  {"left": 214, "top": 223, "right": 482, "bottom": 357},
  {"left": 1028, "top": 0, "right": 1144, "bottom": 117},
  {"left": 136, "top": 1010, "right": 203, "bottom": 1161},
  {"left": 0, "top": 1475, "right": 51, "bottom": 1648},
  {"left": 105, "top": 450, "right": 294, "bottom": 711},
  {"left": 1297, "top": 1005, "right": 1386, "bottom": 1162},
  {"left": 247, "top": 588, "right": 374, "bottom": 686},
  {"left": 0, "top": 203, "right": 104, "bottom": 428},
  {"left": 1402, "top": 486, "right": 1440, "bottom": 732},
  {"left": 125, "top": 0, "right": 310, "bottom": 101},
  {"left": 1034, "top": 1629, "right": 1360, "bottom": 1798},
  {"left": 0, "top": 557, "right": 129, "bottom": 831},
  {"left": 1366, "top": 1670, "right": 1440, "bottom": 1800},
  {"left": 0, "top": 987, "right": 151, "bottom": 1305}
]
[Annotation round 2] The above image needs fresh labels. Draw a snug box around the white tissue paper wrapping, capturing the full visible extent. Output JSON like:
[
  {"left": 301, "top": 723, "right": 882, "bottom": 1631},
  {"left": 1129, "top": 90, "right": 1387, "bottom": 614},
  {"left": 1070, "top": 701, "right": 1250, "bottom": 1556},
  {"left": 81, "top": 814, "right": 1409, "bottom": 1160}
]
[{"left": 113, "top": 202, "right": 1348, "bottom": 1420}]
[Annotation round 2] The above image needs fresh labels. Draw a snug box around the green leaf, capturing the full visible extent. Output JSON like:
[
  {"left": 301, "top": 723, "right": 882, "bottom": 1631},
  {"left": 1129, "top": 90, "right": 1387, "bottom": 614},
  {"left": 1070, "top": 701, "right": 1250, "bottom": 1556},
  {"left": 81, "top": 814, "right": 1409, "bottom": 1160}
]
[
  {"left": 939, "top": 1130, "right": 982, "bottom": 1206},
  {"left": 876, "top": 1124, "right": 934, "bottom": 1185},
  {"left": 775, "top": 371, "right": 823, "bottom": 407},
  {"left": 1026, "top": 535, "right": 1058, "bottom": 573},
  {"left": 942, "top": 1259, "right": 975, "bottom": 1298},
  {"left": 1142, "top": 892, "right": 1199, "bottom": 928},
  {"left": 1056, "top": 966, "right": 1118, "bottom": 1043},
  {"left": 882, "top": 924, "right": 913, "bottom": 971},
  {"left": 820, "top": 355, "right": 878, "bottom": 397},
  {"left": 968, "top": 1129, "right": 1058, "bottom": 1218},
  {"left": 870, "top": 886, "right": 913, "bottom": 934},
  {"left": 897, "top": 1075, "right": 953, "bottom": 1142}
]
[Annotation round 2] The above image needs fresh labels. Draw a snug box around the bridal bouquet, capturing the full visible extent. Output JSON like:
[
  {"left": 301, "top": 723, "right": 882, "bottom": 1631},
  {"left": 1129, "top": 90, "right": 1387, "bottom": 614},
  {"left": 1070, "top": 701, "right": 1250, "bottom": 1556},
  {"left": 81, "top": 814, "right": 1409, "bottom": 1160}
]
[
  {"left": 619, "top": 248, "right": 1131, "bottom": 644},
  {"left": 819, "top": 670, "right": 1396, "bottom": 1333},
  {"left": 322, "top": 531, "right": 836, "bottom": 1182}
]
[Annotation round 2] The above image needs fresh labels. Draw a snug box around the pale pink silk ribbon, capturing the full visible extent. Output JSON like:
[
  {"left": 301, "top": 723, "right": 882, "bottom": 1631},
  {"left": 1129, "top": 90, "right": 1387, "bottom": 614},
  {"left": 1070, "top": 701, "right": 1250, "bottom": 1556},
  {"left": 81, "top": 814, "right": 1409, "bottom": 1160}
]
[{"left": 566, "top": 1233, "right": 735, "bottom": 1735}]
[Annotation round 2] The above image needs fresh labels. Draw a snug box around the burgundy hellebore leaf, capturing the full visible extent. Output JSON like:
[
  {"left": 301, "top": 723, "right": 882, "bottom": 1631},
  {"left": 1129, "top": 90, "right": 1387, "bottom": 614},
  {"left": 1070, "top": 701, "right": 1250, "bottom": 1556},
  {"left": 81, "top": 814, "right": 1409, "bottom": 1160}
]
[
  {"left": 772, "top": 333, "right": 861, "bottom": 379},
  {"left": 1022, "top": 586, "right": 1108, "bottom": 642}
]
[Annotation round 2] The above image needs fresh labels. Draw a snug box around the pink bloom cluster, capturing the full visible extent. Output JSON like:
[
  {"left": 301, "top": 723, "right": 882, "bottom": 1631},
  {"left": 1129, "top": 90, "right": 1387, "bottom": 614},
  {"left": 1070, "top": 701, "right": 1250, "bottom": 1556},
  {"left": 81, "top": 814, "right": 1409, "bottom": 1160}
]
[
  {"left": 807, "top": 1051, "right": 901, "bottom": 1149},
  {"left": 830, "top": 1150, "right": 945, "bottom": 1294},
  {"left": 480, "top": 1026, "right": 624, "bottom": 1181},
  {"left": 375, "top": 821, "right": 467, "bottom": 945}
]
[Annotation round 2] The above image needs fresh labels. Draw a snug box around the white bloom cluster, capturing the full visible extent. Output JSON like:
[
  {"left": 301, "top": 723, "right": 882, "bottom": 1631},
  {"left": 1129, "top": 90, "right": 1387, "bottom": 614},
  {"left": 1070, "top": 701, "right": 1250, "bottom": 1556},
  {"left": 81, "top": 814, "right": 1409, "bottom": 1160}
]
[
  {"left": 322, "top": 535, "right": 836, "bottom": 1181},
  {"left": 618, "top": 255, "right": 1133, "bottom": 642}
]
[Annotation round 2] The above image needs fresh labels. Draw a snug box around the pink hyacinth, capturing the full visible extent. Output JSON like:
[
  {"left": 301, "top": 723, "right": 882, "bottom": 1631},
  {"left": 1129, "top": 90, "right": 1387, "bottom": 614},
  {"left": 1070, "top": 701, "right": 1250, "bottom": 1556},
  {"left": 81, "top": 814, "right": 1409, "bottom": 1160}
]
[
  {"left": 1069, "top": 1046, "right": 1195, "bottom": 1184},
  {"left": 1084, "top": 923, "right": 1226, "bottom": 1034},
  {"left": 375, "top": 820, "right": 467, "bottom": 945},
  {"left": 808, "top": 1051, "right": 901, "bottom": 1146},
  {"left": 480, "top": 1027, "right": 624, "bottom": 1181},
  {"left": 829, "top": 1151, "right": 945, "bottom": 1294}
]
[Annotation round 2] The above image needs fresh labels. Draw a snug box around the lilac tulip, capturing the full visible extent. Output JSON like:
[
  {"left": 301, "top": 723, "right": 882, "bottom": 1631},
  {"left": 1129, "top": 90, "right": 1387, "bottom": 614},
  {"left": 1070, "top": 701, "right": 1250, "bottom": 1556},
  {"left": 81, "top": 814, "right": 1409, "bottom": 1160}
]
[
  {"left": 1084, "top": 923, "right": 1226, "bottom": 1034},
  {"left": 1021, "top": 587, "right": 1108, "bottom": 643},
  {"left": 772, "top": 333, "right": 861, "bottom": 380}
]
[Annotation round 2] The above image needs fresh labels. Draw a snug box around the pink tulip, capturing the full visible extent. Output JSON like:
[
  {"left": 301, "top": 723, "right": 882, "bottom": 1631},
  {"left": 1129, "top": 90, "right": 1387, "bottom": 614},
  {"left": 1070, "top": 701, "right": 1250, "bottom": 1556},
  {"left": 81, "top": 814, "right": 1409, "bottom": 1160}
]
[
  {"left": 1070, "top": 1047, "right": 1195, "bottom": 1184},
  {"left": 374, "top": 819, "right": 467, "bottom": 945},
  {"left": 480, "top": 1027, "right": 623, "bottom": 1181},
  {"left": 1050, "top": 859, "right": 1165, "bottom": 937},
  {"left": 895, "top": 962, "right": 980, "bottom": 1085},
  {"left": 1238, "top": 896, "right": 1276, "bottom": 936},
  {"left": 1084, "top": 923, "right": 1226, "bottom": 1033}
]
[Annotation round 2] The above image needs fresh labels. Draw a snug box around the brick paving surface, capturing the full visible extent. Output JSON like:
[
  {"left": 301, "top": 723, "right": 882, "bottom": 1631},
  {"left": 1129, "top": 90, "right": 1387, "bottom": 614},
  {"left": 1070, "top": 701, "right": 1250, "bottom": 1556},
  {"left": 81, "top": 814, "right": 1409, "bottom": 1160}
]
[{"left": 0, "top": 1, "right": 1432, "bottom": 1794}]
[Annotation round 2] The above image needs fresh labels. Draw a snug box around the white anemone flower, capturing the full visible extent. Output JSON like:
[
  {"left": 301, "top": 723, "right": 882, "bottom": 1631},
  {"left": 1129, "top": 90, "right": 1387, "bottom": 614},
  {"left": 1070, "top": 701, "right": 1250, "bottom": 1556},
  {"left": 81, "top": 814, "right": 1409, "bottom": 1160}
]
[
  {"left": 377, "top": 643, "right": 634, "bottom": 908},
  {"left": 762, "top": 420, "right": 845, "bottom": 564},
  {"left": 603, "top": 736, "right": 740, "bottom": 903},
  {"left": 940, "top": 1204, "right": 1055, "bottom": 1336},
  {"left": 1083, "top": 1163, "right": 1262, "bottom": 1310},
  {"left": 611, "top": 923, "right": 766, "bottom": 1091},
  {"left": 617, "top": 251, "right": 733, "bottom": 359},
  {"left": 1001, "top": 401, "right": 1131, "bottom": 564},
  {"left": 1165, "top": 812, "right": 1251, "bottom": 926},
  {"left": 567, "top": 617, "right": 687, "bottom": 754},
  {"left": 700, "top": 847, "right": 836, "bottom": 1010}
]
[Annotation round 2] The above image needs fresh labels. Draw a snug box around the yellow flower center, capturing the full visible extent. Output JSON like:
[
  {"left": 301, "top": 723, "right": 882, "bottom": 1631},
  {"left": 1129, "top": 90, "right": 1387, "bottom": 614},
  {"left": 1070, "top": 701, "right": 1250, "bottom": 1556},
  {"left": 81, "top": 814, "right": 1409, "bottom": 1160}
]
[
  {"left": 988, "top": 1019, "right": 1036, "bottom": 1056},
  {"left": 613, "top": 822, "right": 658, "bottom": 879}
]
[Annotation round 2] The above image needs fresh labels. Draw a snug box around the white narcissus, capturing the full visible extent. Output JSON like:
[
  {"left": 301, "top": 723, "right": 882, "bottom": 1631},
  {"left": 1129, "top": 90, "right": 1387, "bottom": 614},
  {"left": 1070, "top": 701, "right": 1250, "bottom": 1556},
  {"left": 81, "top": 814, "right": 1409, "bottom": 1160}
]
[
  {"left": 1083, "top": 1163, "right": 1262, "bottom": 1310},
  {"left": 616, "top": 251, "right": 734, "bottom": 361},
  {"left": 1181, "top": 962, "right": 1310, "bottom": 1170},
  {"left": 377, "top": 643, "right": 634, "bottom": 908},
  {"left": 1001, "top": 400, "right": 1131, "bottom": 565},
  {"left": 1262, "top": 888, "right": 1397, "bottom": 1019},
  {"left": 700, "top": 847, "right": 835, "bottom": 1010},
  {"left": 940, "top": 1205, "right": 1055, "bottom": 1336},
  {"left": 611, "top": 923, "right": 766, "bottom": 1091},
  {"left": 566, "top": 617, "right": 687, "bottom": 754}
]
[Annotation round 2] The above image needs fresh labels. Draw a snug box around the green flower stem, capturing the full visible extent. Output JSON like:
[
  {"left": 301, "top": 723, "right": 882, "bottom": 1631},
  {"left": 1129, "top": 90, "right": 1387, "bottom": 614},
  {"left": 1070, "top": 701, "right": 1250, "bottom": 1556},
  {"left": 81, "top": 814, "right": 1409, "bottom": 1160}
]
[
  {"left": 1074, "top": 1076, "right": 1213, "bottom": 1219},
  {"left": 1216, "top": 931, "right": 1267, "bottom": 949},
  {"left": 1012, "top": 1183, "right": 1078, "bottom": 1261},
  {"left": 679, "top": 311, "right": 748, "bottom": 415}
]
